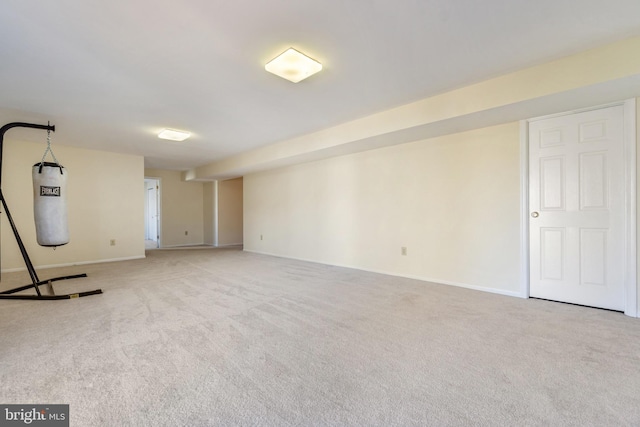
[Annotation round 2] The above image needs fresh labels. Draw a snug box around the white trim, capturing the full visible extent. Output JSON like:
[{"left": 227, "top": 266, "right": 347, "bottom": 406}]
[
  {"left": 154, "top": 244, "right": 241, "bottom": 251},
  {"left": 519, "top": 120, "right": 530, "bottom": 299},
  {"left": 213, "top": 180, "right": 219, "bottom": 247},
  {"left": 160, "top": 243, "right": 208, "bottom": 248},
  {"left": 243, "top": 249, "right": 524, "bottom": 298},
  {"left": 0, "top": 255, "right": 146, "bottom": 273},
  {"left": 520, "top": 99, "right": 638, "bottom": 317},
  {"left": 623, "top": 98, "right": 637, "bottom": 317},
  {"left": 156, "top": 178, "right": 161, "bottom": 248}
]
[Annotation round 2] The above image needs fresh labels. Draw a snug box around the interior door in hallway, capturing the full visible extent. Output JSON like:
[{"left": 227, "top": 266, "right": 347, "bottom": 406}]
[
  {"left": 145, "top": 178, "right": 160, "bottom": 247},
  {"left": 529, "top": 105, "right": 625, "bottom": 310}
]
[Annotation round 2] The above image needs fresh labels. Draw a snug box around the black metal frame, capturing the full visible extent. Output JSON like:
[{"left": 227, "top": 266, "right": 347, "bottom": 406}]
[{"left": 0, "top": 122, "right": 102, "bottom": 300}]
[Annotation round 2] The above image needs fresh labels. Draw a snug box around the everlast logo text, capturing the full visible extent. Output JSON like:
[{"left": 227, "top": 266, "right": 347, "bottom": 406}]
[{"left": 40, "top": 186, "right": 61, "bottom": 197}]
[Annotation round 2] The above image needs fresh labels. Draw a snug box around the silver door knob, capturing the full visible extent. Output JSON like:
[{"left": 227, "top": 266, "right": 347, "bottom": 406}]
[{"left": 531, "top": 212, "right": 539, "bottom": 218}]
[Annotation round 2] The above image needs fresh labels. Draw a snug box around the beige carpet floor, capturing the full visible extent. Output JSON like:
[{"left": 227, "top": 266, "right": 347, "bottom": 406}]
[{"left": 1, "top": 247, "right": 639, "bottom": 426}]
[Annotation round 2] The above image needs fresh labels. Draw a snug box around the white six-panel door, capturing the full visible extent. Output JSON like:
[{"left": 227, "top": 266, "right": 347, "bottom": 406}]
[{"left": 529, "top": 105, "right": 625, "bottom": 310}]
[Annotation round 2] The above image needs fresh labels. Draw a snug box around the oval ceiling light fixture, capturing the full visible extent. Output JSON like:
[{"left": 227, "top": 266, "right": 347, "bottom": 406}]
[
  {"left": 265, "top": 48, "right": 322, "bottom": 83},
  {"left": 158, "top": 129, "right": 191, "bottom": 141}
]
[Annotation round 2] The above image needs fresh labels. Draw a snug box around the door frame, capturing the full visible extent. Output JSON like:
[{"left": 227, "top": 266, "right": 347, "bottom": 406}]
[
  {"left": 519, "top": 99, "right": 637, "bottom": 317},
  {"left": 144, "top": 177, "right": 162, "bottom": 248}
]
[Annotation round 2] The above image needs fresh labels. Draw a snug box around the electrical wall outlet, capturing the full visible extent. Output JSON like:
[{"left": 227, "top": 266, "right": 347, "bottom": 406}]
[
  {"left": 110, "top": 239, "right": 116, "bottom": 246},
  {"left": 260, "top": 234, "right": 263, "bottom": 240},
  {"left": 185, "top": 230, "right": 188, "bottom": 236},
  {"left": 401, "top": 246, "right": 407, "bottom": 256}
]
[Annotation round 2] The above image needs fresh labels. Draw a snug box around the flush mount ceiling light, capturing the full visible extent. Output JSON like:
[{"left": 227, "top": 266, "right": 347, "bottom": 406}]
[
  {"left": 265, "top": 48, "right": 322, "bottom": 83},
  {"left": 158, "top": 129, "right": 191, "bottom": 141}
]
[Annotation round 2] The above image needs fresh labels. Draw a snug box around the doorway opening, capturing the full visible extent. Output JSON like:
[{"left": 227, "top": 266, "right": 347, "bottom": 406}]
[{"left": 144, "top": 178, "right": 160, "bottom": 249}]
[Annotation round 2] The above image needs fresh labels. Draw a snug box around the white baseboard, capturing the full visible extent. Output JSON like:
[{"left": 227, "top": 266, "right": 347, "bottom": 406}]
[
  {"left": 159, "top": 243, "right": 243, "bottom": 248},
  {"left": 1, "top": 255, "right": 146, "bottom": 273},
  {"left": 155, "top": 243, "right": 242, "bottom": 250},
  {"left": 243, "top": 249, "right": 524, "bottom": 299},
  {"left": 160, "top": 243, "right": 208, "bottom": 248}
]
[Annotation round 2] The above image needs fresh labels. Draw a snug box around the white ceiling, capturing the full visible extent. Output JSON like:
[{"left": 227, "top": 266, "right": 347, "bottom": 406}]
[{"left": 1, "top": 1, "right": 639, "bottom": 171}]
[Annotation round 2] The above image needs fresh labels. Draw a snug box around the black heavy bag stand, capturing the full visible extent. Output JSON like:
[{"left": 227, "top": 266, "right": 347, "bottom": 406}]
[{"left": 0, "top": 122, "right": 102, "bottom": 300}]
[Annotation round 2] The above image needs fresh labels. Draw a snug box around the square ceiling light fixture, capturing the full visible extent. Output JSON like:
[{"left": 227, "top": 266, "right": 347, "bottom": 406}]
[
  {"left": 265, "top": 48, "right": 322, "bottom": 83},
  {"left": 158, "top": 129, "right": 191, "bottom": 141}
]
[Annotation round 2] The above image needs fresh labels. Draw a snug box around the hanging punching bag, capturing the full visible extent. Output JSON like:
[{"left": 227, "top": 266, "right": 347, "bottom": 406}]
[{"left": 32, "top": 162, "right": 69, "bottom": 247}]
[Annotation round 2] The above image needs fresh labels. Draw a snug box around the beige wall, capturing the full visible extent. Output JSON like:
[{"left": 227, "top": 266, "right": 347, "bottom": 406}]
[
  {"left": 244, "top": 123, "right": 521, "bottom": 295},
  {"left": 144, "top": 169, "right": 204, "bottom": 247},
  {"left": 218, "top": 178, "right": 243, "bottom": 246},
  {"left": 1, "top": 140, "right": 144, "bottom": 272}
]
